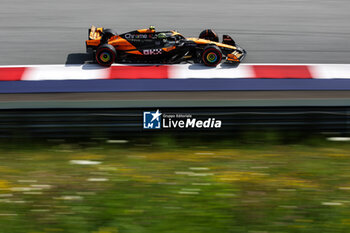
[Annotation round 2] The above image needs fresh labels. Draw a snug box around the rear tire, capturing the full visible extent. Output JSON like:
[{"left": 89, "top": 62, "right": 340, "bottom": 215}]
[
  {"left": 201, "top": 45, "right": 222, "bottom": 67},
  {"left": 95, "top": 44, "right": 116, "bottom": 67}
]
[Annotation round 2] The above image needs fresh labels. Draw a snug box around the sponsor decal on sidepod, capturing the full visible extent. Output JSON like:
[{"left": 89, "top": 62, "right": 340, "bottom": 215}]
[{"left": 143, "top": 49, "right": 163, "bottom": 55}]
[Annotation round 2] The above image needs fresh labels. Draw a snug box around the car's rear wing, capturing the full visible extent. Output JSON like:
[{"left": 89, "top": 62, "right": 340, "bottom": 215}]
[{"left": 88, "top": 25, "right": 103, "bottom": 40}]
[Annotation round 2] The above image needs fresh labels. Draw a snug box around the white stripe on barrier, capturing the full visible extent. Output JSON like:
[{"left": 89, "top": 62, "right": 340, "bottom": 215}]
[
  {"left": 169, "top": 64, "right": 254, "bottom": 79},
  {"left": 309, "top": 64, "right": 350, "bottom": 79},
  {"left": 21, "top": 65, "right": 109, "bottom": 81}
]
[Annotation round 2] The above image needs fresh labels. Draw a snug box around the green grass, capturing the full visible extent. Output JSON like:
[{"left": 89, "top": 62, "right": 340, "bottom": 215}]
[{"left": 0, "top": 139, "right": 350, "bottom": 233}]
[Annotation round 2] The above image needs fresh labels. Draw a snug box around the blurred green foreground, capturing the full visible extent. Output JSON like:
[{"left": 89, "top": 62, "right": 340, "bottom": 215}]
[{"left": 1, "top": 138, "right": 350, "bottom": 233}]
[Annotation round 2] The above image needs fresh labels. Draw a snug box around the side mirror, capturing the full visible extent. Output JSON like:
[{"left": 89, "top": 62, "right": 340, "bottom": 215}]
[{"left": 222, "top": 35, "right": 236, "bottom": 46}]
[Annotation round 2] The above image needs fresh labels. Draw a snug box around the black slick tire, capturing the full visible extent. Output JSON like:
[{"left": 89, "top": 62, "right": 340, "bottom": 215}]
[
  {"left": 201, "top": 45, "right": 222, "bottom": 67},
  {"left": 95, "top": 44, "right": 116, "bottom": 67}
]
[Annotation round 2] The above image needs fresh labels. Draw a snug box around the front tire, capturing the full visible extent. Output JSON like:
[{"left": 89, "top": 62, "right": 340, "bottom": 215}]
[
  {"left": 95, "top": 44, "right": 116, "bottom": 67},
  {"left": 201, "top": 45, "right": 222, "bottom": 67}
]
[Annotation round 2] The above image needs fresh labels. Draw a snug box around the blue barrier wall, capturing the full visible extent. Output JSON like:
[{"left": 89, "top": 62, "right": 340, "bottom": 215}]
[{"left": 1, "top": 79, "right": 350, "bottom": 93}]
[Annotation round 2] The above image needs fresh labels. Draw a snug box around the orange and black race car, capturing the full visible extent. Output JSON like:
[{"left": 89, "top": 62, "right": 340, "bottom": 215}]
[{"left": 85, "top": 26, "right": 246, "bottom": 67}]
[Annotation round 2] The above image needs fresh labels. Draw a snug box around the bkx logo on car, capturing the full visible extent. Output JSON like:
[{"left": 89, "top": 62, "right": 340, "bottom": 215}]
[{"left": 143, "top": 49, "right": 163, "bottom": 55}]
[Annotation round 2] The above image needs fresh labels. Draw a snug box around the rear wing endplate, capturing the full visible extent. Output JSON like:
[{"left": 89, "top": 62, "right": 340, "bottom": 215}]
[{"left": 88, "top": 25, "right": 103, "bottom": 40}]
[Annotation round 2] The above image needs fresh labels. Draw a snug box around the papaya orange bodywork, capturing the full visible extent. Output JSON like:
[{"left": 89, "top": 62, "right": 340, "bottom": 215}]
[
  {"left": 86, "top": 39, "right": 101, "bottom": 47},
  {"left": 187, "top": 38, "right": 237, "bottom": 50},
  {"left": 137, "top": 29, "right": 155, "bottom": 33},
  {"left": 109, "top": 37, "right": 138, "bottom": 51},
  {"left": 125, "top": 50, "right": 143, "bottom": 55},
  {"left": 162, "top": 46, "right": 176, "bottom": 52},
  {"left": 227, "top": 54, "right": 239, "bottom": 62}
]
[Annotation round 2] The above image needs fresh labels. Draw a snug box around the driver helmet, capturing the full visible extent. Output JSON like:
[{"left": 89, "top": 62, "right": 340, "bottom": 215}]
[{"left": 157, "top": 33, "right": 167, "bottom": 39}]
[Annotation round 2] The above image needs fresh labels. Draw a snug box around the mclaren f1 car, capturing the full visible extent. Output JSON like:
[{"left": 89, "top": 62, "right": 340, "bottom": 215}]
[{"left": 85, "top": 26, "right": 246, "bottom": 67}]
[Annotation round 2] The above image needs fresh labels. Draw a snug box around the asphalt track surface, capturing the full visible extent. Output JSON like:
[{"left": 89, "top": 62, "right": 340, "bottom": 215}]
[{"left": 1, "top": 0, "right": 350, "bottom": 65}]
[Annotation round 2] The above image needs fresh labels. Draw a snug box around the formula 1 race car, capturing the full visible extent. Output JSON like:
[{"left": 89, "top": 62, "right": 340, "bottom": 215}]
[{"left": 85, "top": 26, "right": 246, "bottom": 67}]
